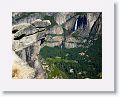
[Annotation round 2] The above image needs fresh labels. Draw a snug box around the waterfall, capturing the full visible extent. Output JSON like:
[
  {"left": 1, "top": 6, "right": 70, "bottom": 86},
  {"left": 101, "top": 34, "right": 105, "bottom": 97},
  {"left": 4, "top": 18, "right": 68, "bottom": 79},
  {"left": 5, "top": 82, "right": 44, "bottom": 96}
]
[
  {"left": 72, "top": 18, "right": 78, "bottom": 33},
  {"left": 74, "top": 19, "right": 78, "bottom": 31},
  {"left": 72, "top": 15, "right": 87, "bottom": 32}
]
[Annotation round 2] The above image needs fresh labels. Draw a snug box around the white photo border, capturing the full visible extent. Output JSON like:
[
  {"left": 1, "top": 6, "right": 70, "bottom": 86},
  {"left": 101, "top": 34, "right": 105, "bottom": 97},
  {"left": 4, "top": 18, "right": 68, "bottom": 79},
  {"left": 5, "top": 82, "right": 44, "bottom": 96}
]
[{"left": 0, "top": 0, "right": 114, "bottom": 91}]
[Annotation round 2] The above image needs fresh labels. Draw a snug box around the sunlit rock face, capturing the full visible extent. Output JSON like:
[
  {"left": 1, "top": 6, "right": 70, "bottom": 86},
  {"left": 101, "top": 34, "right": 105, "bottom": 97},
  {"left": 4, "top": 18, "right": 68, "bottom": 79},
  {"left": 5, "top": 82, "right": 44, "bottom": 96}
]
[
  {"left": 48, "top": 25, "right": 64, "bottom": 34},
  {"left": 12, "top": 51, "right": 35, "bottom": 79},
  {"left": 54, "top": 12, "right": 75, "bottom": 25},
  {"left": 31, "top": 19, "right": 51, "bottom": 28},
  {"left": 87, "top": 13, "right": 100, "bottom": 30},
  {"left": 63, "top": 16, "right": 77, "bottom": 31},
  {"left": 12, "top": 12, "right": 101, "bottom": 49},
  {"left": 12, "top": 15, "right": 51, "bottom": 79}
]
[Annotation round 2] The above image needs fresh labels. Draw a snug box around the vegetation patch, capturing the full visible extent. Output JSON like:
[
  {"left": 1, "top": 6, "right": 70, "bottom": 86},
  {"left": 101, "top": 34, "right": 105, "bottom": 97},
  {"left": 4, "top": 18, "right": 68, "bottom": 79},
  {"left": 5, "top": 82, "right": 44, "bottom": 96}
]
[
  {"left": 44, "top": 15, "right": 57, "bottom": 29},
  {"left": 40, "top": 35, "right": 102, "bottom": 79}
]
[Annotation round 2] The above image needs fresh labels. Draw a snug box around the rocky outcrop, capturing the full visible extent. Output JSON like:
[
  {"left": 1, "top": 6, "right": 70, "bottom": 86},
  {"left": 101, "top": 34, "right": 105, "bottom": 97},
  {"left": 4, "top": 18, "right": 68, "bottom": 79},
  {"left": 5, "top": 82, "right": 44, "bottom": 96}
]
[
  {"left": 65, "top": 42, "right": 77, "bottom": 48},
  {"left": 63, "top": 16, "right": 77, "bottom": 31},
  {"left": 54, "top": 12, "right": 75, "bottom": 25},
  {"left": 31, "top": 19, "right": 51, "bottom": 28},
  {"left": 13, "top": 20, "right": 50, "bottom": 40},
  {"left": 12, "top": 23, "right": 30, "bottom": 33},
  {"left": 87, "top": 13, "right": 100, "bottom": 30},
  {"left": 47, "top": 25, "right": 64, "bottom": 34},
  {"left": 89, "top": 13, "right": 102, "bottom": 38},
  {"left": 44, "top": 25, "right": 64, "bottom": 47},
  {"left": 45, "top": 41, "right": 62, "bottom": 47},
  {"left": 65, "top": 36, "right": 77, "bottom": 48},
  {"left": 54, "top": 13, "right": 66, "bottom": 25},
  {"left": 13, "top": 34, "right": 38, "bottom": 51},
  {"left": 12, "top": 18, "right": 51, "bottom": 79}
]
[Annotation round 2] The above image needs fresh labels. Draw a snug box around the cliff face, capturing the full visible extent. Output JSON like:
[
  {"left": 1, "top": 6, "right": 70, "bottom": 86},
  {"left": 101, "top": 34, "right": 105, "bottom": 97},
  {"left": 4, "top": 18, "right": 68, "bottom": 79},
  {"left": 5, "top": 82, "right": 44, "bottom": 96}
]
[
  {"left": 12, "top": 12, "right": 102, "bottom": 79},
  {"left": 12, "top": 17, "right": 51, "bottom": 79},
  {"left": 13, "top": 12, "right": 101, "bottom": 48},
  {"left": 43, "top": 12, "right": 101, "bottom": 48}
]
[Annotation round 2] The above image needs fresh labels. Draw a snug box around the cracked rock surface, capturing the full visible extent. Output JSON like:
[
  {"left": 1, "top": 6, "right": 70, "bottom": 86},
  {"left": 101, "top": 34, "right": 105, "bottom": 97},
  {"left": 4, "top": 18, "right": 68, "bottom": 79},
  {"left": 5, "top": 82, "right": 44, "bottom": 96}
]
[{"left": 12, "top": 18, "right": 51, "bottom": 79}]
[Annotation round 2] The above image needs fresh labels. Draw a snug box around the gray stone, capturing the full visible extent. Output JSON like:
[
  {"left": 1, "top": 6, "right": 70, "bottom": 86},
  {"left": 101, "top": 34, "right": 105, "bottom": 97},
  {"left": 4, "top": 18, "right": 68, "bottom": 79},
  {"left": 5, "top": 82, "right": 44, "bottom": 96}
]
[
  {"left": 31, "top": 19, "right": 51, "bottom": 27},
  {"left": 65, "top": 42, "right": 77, "bottom": 48},
  {"left": 12, "top": 23, "right": 30, "bottom": 33},
  {"left": 87, "top": 13, "right": 100, "bottom": 30},
  {"left": 48, "top": 25, "right": 64, "bottom": 34},
  {"left": 54, "top": 12, "right": 76, "bottom": 25},
  {"left": 13, "top": 24, "right": 38, "bottom": 39},
  {"left": 13, "top": 33, "right": 38, "bottom": 51},
  {"left": 45, "top": 41, "right": 62, "bottom": 47},
  {"left": 63, "top": 16, "right": 77, "bottom": 31}
]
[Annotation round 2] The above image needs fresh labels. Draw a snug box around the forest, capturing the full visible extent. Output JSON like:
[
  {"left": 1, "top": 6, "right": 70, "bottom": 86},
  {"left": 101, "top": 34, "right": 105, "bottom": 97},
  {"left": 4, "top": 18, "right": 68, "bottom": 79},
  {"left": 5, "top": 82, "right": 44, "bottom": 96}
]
[{"left": 40, "top": 34, "right": 102, "bottom": 79}]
